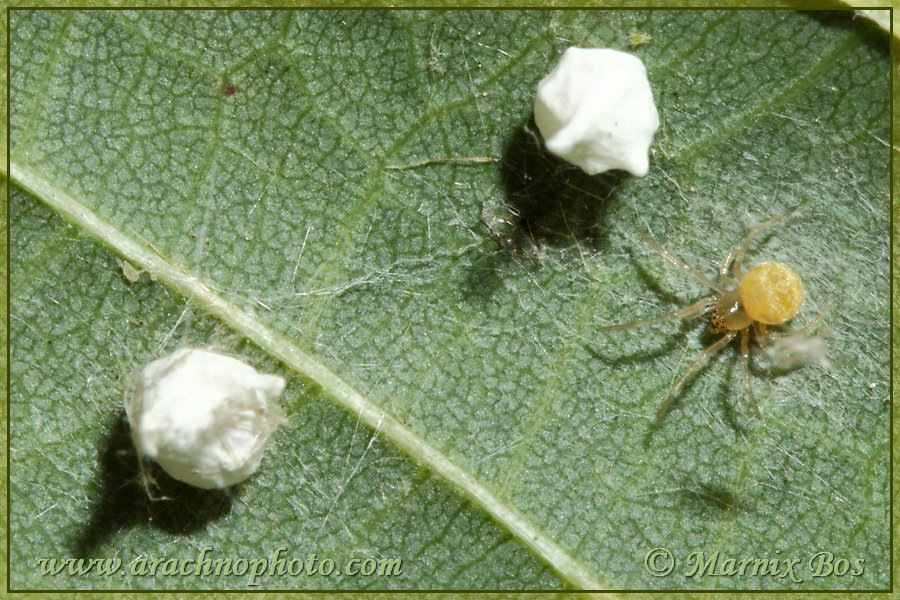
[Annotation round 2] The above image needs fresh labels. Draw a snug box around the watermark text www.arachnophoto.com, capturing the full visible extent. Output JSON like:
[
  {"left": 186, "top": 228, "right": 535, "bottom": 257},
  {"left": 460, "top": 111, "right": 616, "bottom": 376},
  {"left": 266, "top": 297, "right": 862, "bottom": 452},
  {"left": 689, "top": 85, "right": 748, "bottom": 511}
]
[{"left": 35, "top": 546, "right": 403, "bottom": 586}]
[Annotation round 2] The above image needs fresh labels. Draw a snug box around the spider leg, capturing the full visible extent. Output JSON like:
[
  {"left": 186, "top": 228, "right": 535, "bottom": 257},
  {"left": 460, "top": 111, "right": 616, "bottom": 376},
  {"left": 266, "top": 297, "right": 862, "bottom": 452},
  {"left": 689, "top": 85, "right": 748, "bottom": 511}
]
[
  {"left": 765, "top": 306, "right": 831, "bottom": 339},
  {"left": 740, "top": 328, "right": 760, "bottom": 417},
  {"left": 653, "top": 331, "right": 737, "bottom": 429},
  {"left": 733, "top": 214, "right": 783, "bottom": 278},
  {"left": 599, "top": 295, "right": 716, "bottom": 331},
  {"left": 637, "top": 230, "right": 726, "bottom": 293},
  {"left": 718, "top": 249, "right": 739, "bottom": 287}
]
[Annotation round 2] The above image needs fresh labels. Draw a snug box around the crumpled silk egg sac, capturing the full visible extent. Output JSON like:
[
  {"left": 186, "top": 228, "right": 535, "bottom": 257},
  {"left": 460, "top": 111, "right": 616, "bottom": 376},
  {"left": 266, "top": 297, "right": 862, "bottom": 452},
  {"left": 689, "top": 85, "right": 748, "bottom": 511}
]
[
  {"left": 534, "top": 47, "right": 660, "bottom": 177},
  {"left": 125, "top": 347, "right": 286, "bottom": 489}
]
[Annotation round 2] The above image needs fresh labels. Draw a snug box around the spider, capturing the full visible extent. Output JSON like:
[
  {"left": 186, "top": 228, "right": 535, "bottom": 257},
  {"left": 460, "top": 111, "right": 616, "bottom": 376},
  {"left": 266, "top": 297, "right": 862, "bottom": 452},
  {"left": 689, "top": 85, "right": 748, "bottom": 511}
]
[{"left": 600, "top": 214, "right": 829, "bottom": 429}]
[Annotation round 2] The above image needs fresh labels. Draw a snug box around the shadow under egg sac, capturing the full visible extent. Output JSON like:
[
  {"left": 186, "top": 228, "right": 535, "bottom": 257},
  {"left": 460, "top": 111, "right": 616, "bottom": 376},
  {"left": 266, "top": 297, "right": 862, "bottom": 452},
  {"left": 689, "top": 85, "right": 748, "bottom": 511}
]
[
  {"left": 498, "top": 118, "right": 626, "bottom": 250},
  {"left": 70, "top": 410, "right": 235, "bottom": 557}
]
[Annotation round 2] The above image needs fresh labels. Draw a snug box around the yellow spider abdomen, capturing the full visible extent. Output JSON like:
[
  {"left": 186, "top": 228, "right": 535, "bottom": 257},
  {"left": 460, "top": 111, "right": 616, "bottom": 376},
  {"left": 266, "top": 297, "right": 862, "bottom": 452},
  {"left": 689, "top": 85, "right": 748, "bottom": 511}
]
[{"left": 739, "top": 262, "right": 804, "bottom": 325}]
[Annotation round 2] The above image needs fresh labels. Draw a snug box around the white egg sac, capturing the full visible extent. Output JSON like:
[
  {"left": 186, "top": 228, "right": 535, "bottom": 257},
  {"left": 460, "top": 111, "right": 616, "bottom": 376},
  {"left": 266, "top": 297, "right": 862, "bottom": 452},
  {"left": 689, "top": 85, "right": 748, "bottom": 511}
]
[
  {"left": 534, "top": 47, "right": 659, "bottom": 177},
  {"left": 125, "top": 347, "right": 286, "bottom": 489}
]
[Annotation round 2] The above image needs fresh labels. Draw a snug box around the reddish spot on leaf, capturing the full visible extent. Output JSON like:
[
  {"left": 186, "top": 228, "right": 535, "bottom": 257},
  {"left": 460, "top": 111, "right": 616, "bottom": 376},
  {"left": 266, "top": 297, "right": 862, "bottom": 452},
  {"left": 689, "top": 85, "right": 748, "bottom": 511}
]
[{"left": 224, "top": 84, "right": 236, "bottom": 97}]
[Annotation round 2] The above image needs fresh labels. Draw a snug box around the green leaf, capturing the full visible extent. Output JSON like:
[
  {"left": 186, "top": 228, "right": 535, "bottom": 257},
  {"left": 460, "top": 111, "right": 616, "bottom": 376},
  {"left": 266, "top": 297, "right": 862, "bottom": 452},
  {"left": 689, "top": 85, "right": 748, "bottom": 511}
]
[{"left": 10, "top": 10, "right": 889, "bottom": 591}]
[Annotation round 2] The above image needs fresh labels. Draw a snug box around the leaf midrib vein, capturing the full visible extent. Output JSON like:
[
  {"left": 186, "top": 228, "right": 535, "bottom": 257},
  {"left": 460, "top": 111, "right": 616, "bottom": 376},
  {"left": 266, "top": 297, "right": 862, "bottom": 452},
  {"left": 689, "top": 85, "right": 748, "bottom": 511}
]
[{"left": 10, "top": 160, "right": 610, "bottom": 593}]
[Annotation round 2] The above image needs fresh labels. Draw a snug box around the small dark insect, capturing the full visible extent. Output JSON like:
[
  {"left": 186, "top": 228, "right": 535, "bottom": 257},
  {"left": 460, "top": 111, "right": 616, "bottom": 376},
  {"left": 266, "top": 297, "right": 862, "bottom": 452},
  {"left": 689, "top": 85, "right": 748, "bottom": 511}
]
[
  {"left": 223, "top": 84, "right": 236, "bottom": 97},
  {"left": 600, "top": 215, "right": 829, "bottom": 429}
]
